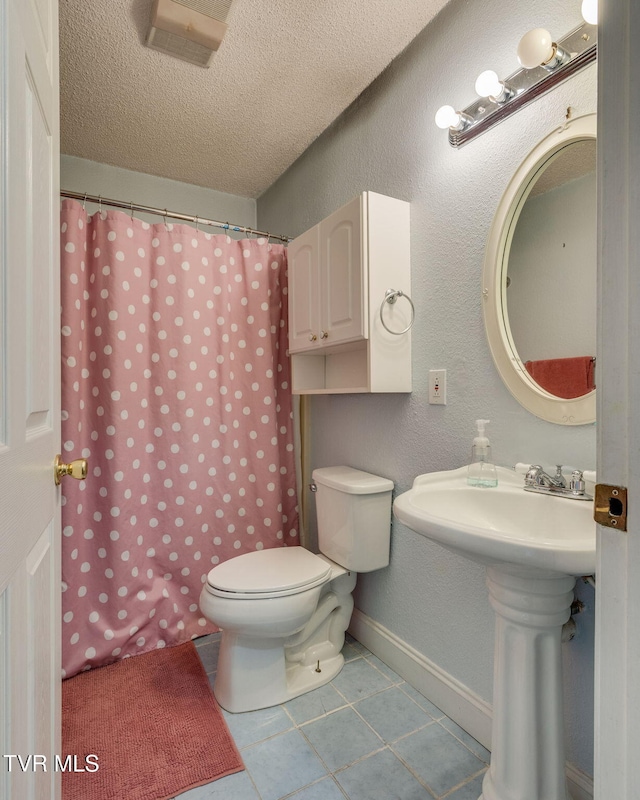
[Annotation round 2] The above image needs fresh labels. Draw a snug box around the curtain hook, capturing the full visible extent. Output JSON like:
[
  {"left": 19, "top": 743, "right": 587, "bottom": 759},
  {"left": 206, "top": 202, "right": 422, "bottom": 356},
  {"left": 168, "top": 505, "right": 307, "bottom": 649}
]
[
  {"left": 130, "top": 201, "right": 135, "bottom": 221},
  {"left": 194, "top": 215, "right": 199, "bottom": 234},
  {"left": 98, "top": 195, "right": 102, "bottom": 214},
  {"left": 82, "top": 192, "right": 87, "bottom": 211},
  {"left": 163, "top": 209, "right": 168, "bottom": 226}
]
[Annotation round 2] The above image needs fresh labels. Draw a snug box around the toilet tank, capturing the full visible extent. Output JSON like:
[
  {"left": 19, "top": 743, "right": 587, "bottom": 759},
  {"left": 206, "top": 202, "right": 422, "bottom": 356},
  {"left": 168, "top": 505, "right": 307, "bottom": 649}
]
[{"left": 312, "top": 466, "right": 394, "bottom": 573}]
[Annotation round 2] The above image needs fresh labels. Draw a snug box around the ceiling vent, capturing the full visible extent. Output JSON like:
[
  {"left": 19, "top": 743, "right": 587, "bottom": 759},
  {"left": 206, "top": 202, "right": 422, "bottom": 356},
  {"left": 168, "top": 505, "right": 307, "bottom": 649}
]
[{"left": 146, "top": 0, "right": 234, "bottom": 68}]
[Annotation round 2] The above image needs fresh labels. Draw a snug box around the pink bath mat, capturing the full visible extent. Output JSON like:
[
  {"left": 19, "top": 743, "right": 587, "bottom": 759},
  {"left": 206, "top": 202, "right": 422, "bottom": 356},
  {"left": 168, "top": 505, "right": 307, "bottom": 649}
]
[{"left": 61, "top": 641, "right": 243, "bottom": 800}]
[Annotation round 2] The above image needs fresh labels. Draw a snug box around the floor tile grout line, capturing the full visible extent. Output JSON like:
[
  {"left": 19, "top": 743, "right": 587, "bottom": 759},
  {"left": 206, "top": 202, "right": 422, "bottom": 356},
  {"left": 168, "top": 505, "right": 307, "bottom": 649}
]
[
  {"left": 396, "top": 681, "right": 447, "bottom": 720},
  {"left": 434, "top": 718, "right": 491, "bottom": 764},
  {"left": 359, "top": 677, "right": 447, "bottom": 722},
  {"left": 295, "top": 708, "right": 386, "bottom": 777},
  {"left": 346, "top": 694, "right": 433, "bottom": 749},
  {"left": 284, "top": 700, "right": 350, "bottom": 728},
  {"left": 245, "top": 764, "right": 266, "bottom": 800},
  {"left": 385, "top": 733, "right": 488, "bottom": 800},
  {"left": 439, "top": 766, "right": 488, "bottom": 799},
  {"left": 386, "top": 740, "right": 440, "bottom": 799},
  {"left": 276, "top": 773, "right": 349, "bottom": 800},
  {"left": 362, "top": 652, "right": 406, "bottom": 683},
  {"left": 375, "top": 718, "right": 438, "bottom": 747}
]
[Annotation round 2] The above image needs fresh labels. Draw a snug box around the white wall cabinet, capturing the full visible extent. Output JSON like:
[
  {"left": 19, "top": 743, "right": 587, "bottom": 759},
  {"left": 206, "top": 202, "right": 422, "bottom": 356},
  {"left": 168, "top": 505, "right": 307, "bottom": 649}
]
[
  {"left": 289, "top": 195, "right": 364, "bottom": 352},
  {"left": 287, "top": 191, "right": 411, "bottom": 394}
]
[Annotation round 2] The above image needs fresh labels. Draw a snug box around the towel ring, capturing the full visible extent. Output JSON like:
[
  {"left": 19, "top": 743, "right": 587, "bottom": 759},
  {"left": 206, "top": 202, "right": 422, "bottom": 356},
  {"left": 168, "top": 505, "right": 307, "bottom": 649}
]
[{"left": 379, "top": 288, "right": 415, "bottom": 335}]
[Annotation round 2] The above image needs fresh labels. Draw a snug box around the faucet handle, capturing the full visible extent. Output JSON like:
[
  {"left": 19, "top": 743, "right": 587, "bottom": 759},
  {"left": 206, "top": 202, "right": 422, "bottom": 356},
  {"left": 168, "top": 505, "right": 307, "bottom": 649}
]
[
  {"left": 525, "top": 465, "right": 543, "bottom": 485},
  {"left": 569, "top": 470, "right": 585, "bottom": 494}
]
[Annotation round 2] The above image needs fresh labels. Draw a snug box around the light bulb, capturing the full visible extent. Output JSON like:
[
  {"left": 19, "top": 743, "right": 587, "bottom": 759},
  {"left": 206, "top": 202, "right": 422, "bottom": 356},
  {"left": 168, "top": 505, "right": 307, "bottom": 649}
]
[
  {"left": 517, "top": 28, "right": 555, "bottom": 69},
  {"left": 435, "top": 105, "right": 461, "bottom": 130},
  {"left": 475, "top": 70, "right": 504, "bottom": 99},
  {"left": 581, "top": 0, "right": 597, "bottom": 24}
]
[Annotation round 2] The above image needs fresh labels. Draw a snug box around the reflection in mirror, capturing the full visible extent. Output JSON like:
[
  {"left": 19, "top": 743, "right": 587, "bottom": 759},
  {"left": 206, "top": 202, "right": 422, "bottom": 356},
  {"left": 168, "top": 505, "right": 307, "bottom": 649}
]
[
  {"left": 483, "top": 114, "right": 596, "bottom": 424},
  {"left": 505, "top": 140, "right": 596, "bottom": 399}
]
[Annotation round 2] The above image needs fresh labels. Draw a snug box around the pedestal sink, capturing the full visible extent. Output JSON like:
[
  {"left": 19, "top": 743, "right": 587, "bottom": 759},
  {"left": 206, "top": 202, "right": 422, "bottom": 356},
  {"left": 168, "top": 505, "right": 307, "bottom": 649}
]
[{"left": 393, "top": 465, "right": 596, "bottom": 800}]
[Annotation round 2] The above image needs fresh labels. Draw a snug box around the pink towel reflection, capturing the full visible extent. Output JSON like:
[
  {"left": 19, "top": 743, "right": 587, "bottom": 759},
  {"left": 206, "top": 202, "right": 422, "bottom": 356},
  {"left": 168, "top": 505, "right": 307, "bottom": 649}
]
[{"left": 524, "top": 356, "right": 595, "bottom": 399}]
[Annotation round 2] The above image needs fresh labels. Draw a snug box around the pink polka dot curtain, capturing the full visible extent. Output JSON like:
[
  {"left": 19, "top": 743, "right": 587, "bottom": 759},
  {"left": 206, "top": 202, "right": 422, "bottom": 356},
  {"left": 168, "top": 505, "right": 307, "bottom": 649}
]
[{"left": 60, "top": 199, "right": 298, "bottom": 678}]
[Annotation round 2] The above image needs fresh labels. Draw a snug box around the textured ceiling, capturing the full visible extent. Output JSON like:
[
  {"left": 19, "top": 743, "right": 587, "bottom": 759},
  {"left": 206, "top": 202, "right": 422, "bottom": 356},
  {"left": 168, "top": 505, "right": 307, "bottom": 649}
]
[
  {"left": 60, "top": 0, "right": 449, "bottom": 199},
  {"left": 530, "top": 139, "right": 596, "bottom": 197}
]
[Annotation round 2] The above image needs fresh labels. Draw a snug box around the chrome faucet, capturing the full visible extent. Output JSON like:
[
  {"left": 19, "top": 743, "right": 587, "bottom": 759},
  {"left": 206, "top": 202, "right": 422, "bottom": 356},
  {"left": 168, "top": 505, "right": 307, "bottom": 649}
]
[
  {"left": 525, "top": 465, "right": 566, "bottom": 488},
  {"left": 524, "top": 465, "right": 592, "bottom": 501}
]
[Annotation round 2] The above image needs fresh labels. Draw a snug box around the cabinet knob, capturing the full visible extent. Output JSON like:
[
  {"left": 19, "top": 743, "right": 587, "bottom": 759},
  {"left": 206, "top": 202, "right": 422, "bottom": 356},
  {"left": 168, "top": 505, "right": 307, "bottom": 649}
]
[
  {"left": 309, "top": 333, "right": 317, "bottom": 342},
  {"left": 320, "top": 330, "right": 329, "bottom": 340}
]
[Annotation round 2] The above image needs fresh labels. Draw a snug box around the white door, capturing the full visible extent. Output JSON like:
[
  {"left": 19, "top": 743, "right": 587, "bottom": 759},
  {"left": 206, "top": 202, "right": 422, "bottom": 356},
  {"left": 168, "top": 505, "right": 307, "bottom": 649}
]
[
  {"left": 319, "top": 195, "right": 365, "bottom": 346},
  {"left": 594, "top": 0, "right": 640, "bottom": 796},
  {"left": 0, "top": 0, "right": 61, "bottom": 798}
]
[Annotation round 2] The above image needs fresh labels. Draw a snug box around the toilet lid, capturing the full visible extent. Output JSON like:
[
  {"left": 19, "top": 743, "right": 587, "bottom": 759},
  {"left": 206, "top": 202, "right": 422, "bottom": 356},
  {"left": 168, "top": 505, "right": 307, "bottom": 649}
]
[{"left": 206, "top": 546, "right": 332, "bottom": 595}]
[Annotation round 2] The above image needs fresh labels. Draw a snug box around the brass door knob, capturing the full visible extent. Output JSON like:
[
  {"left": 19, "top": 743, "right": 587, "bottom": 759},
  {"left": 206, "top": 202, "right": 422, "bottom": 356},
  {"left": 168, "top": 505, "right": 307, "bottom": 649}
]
[{"left": 54, "top": 454, "right": 88, "bottom": 486}]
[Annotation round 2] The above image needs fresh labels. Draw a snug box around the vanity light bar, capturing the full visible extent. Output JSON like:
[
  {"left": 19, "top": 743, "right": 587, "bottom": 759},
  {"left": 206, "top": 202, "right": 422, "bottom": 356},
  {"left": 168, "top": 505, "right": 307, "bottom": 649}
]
[{"left": 442, "top": 21, "right": 597, "bottom": 148}]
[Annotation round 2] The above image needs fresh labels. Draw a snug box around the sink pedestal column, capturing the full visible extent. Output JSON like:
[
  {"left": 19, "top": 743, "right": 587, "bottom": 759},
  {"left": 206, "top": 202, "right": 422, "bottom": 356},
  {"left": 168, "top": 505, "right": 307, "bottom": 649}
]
[{"left": 480, "top": 567, "right": 576, "bottom": 800}]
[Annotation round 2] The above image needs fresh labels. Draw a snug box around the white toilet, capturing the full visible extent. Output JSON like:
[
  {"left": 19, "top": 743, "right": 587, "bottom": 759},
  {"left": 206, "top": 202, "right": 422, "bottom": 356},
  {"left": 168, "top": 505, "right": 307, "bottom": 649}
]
[{"left": 199, "top": 466, "right": 393, "bottom": 713}]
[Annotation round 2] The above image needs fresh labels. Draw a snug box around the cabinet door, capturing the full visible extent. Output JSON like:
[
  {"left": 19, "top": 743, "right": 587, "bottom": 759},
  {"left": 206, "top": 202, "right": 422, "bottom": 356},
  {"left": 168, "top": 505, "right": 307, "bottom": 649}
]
[
  {"left": 288, "top": 225, "right": 320, "bottom": 352},
  {"left": 319, "top": 196, "right": 365, "bottom": 346}
]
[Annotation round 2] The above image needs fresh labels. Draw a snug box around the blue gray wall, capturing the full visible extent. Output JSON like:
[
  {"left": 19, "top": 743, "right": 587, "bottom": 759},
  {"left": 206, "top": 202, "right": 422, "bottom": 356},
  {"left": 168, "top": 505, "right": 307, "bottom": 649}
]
[
  {"left": 258, "top": 0, "right": 596, "bottom": 777},
  {"left": 61, "top": 155, "right": 256, "bottom": 231}
]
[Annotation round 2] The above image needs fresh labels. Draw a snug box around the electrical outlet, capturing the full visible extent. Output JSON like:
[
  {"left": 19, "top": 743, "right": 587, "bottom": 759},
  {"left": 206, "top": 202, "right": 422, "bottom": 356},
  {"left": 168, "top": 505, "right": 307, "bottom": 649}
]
[{"left": 429, "top": 369, "right": 446, "bottom": 405}]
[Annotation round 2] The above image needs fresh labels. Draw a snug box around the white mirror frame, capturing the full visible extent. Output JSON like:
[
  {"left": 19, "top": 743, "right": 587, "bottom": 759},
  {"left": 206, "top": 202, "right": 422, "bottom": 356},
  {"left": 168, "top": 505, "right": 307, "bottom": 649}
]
[{"left": 482, "top": 113, "right": 596, "bottom": 425}]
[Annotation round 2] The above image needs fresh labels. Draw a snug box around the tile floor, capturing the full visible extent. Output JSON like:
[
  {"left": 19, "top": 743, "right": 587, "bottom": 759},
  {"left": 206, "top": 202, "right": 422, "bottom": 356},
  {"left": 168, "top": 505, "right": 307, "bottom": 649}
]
[{"left": 175, "top": 634, "right": 489, "bottom": 800}]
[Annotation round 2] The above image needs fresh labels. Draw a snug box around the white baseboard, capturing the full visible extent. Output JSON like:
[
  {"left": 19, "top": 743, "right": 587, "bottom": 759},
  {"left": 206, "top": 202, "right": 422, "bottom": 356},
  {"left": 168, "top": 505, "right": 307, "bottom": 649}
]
[{"left": 348, "top": 608, "right": 593, "bottom": 800}]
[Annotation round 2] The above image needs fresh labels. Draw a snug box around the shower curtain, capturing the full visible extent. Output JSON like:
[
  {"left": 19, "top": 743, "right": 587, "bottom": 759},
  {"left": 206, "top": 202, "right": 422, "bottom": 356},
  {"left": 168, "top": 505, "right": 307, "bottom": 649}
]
[{"left": 60, "top": 199, "right": 298, "bottom": 678}]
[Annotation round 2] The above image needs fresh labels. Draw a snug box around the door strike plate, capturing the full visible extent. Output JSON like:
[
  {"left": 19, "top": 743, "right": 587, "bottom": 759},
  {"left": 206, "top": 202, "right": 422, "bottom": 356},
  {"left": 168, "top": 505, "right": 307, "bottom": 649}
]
[{"left": 594, "top": 483, "right": 628, "bottom": 531}]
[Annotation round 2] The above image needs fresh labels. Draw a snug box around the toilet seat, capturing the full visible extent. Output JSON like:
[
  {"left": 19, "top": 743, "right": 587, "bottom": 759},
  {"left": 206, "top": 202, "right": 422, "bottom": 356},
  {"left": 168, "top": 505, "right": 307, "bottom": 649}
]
[{"left": 205, "top": 546, "right": 332, "bottom": 600}]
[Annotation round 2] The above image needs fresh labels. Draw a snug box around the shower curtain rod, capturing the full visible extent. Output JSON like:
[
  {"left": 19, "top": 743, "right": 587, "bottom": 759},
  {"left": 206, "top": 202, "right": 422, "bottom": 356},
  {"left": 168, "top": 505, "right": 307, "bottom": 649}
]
[{"left": 60, "top": 190, "right": 292, "bottom": 243}]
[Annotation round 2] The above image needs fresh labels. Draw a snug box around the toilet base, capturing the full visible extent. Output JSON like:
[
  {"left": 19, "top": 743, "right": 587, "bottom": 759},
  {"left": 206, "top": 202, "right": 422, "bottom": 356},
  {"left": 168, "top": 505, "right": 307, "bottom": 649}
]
[
  {"left": 286, "top": 652, "right": 345, "bottom": 702},
  {"left": 213, "top": 630, "right": 345, "bottom": 713},
  {"left": 212, "top": 571, "right": 356, "bottom": 713}
]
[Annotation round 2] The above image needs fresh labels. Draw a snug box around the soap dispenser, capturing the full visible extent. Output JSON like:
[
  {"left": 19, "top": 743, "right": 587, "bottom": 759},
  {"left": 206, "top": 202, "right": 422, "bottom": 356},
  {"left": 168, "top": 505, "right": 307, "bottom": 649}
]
[{"left": 467, "top": 419, "right": 498, "bottom": 488}]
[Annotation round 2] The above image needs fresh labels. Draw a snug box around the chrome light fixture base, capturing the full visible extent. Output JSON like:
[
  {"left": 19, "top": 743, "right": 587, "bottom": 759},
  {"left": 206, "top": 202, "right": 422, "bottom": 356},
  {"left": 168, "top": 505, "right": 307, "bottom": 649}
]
[{"left": 448, "top": 22, "right": 596, "bottom": 148}]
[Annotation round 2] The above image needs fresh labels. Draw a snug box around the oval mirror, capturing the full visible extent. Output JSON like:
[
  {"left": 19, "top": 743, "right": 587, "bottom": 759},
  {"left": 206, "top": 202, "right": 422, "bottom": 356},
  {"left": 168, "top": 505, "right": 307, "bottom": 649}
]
[{"left": 482, "top": 114, "right": 596, "bottom": 425}]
